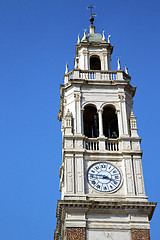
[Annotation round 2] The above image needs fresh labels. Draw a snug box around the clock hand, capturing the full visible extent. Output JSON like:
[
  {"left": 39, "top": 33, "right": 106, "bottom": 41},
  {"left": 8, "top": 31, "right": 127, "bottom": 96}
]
[
  {"left": 102, "top": 176, "right": 117, "bottom": 182},
  {"left": 89, "top": 173, "right": 110, "bottom": 180},
  {"left": 89, "top": 173, "right": 104, "bottom": 178},
  {"left": 89, "top": 174, "right": 118, "bottom": 184}
]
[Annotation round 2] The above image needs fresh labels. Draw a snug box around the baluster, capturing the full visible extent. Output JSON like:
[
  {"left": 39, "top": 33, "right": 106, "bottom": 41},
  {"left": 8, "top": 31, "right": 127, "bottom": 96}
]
[
  {"left": 111, "top": 143, "right": 113, "bottom": 151},
  {"left": 115, "top": 142, "right": 117, "bottom": 151},
  {"left": 85, "top": 141, "right": 87, "bottom": 150}
]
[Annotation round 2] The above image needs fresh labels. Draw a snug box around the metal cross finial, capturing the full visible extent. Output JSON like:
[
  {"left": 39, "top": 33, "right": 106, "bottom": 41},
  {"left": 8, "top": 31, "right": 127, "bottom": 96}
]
[
  {"left": 88, "top": 5, "right": 95, "bottom": 17},
  {"left": 88, "top": 5, "right": 96, "bottom": 25}
]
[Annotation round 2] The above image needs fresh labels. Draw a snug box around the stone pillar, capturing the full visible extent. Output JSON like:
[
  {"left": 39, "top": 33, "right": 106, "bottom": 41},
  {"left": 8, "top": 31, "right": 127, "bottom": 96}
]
[
  {"left": 103, "top": 53, "right": 108, "bottom": 70},
  {"left": 81, "top": 109, "right": 84, "bottom": 135},
  {"left": 118, "top": 92, "right": 129, "bottom": 136},
  {"left": 116, "top": 109, "right": 123, "bottom": 137},
  {"left": 74, "top": 93, "right": 81, "bottom": 134},
  {"left": 131, "top": 229, "right": 150, "bottom": 240},
  {"left": 98, "top": 109, "right": 103, "bottom": 137},
  {"left": 66, "top": 228, "right": 85, "bottom": 240},
  {"left": 75, "top": 154, "right": 84, "bottom": 194}
]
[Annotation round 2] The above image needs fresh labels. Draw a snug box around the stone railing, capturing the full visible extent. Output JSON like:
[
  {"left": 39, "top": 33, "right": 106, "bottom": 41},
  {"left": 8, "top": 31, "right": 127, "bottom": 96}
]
[
  {"left": 84, "top": 137, "right": 119, "bottom": 151},
  {"left": 79, "top": 70, "right": 117, "bottom": 80},
  {"left": 105, "top": 139, "right": 119, "bottom": 151},
  {"left": 64, "top": 69, "right": 130, "bottom": 83},
  {"left": 85, "top": 138, "right": 99, "bottom": 151}
]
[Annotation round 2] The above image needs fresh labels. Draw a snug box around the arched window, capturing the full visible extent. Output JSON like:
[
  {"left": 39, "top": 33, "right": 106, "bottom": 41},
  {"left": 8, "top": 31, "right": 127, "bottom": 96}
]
[
  {"left": 102, "top": 106, "right": 119, "bottom": 138},
  {"left": 90, "top": 56, "right": 101, "bottom": 70},
  {"left": 83, "top": 105, "right": 99, "bottom": 138}
]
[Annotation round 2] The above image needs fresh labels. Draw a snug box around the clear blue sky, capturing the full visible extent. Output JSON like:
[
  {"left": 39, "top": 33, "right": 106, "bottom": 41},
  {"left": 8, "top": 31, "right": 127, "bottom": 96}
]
[{"left": 0, "top": 0, "right": 159, "bottom": 239}]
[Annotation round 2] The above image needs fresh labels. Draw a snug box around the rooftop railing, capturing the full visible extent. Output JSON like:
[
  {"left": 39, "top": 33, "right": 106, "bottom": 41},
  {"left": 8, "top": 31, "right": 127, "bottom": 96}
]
[{"left": 64, "top": 69, "right": 130, "bottom": 83}]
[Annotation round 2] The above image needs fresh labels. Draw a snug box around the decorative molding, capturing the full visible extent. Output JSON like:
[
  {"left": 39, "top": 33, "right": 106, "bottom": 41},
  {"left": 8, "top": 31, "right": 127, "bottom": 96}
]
[
  {"left": 54, "top": 200, "right": 156, "bottom": 240},
  {"left": 118, "top": 94, "right": 126, "bottom": 101},
  {"left": 74, "top": 93, "right": 81, "bottom": 102}
]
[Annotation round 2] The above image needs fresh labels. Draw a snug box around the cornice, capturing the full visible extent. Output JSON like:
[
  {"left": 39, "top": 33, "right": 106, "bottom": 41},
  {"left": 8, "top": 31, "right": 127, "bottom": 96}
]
[{"left": 54, "top": 200, "right": 156, "bottom": 240}]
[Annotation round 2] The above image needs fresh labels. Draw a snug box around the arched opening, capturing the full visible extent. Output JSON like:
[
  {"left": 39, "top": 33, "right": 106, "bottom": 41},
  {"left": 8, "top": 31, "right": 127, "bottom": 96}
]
[
  {"left": 102, "top": 106, "right": 119, "bottom": 138},
  {"left": 83, "top": 105, "right": 99, "bottom": 138},
  {"left": 90, "top": 56, "right": 101, "bottom": 70}
]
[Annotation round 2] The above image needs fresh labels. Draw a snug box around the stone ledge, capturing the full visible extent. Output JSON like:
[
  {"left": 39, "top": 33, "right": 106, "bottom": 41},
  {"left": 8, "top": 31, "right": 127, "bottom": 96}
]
[{"left": 54, "top": 200, "right": 156, "bottom": 240}]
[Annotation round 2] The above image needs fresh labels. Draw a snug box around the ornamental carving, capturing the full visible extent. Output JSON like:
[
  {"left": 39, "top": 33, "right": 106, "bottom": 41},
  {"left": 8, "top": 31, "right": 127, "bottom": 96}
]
[
  {"left": 74, "top": 93, "right": 81, "bottom": 102},
  {"left": 118, "top": 94, "right": 126, "bottom": 101}
]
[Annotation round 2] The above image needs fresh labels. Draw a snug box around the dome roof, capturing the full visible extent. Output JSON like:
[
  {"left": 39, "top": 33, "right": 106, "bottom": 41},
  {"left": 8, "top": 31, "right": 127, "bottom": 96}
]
[
  {"left": 86, "top": 33, "right": 103, "bottom": 42},
  {"left": 81, "top": 33, "right": 103, "bottom": 43}
]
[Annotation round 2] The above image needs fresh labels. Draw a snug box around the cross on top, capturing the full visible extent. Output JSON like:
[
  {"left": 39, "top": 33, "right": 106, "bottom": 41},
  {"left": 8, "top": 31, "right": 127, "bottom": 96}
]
[
  {"left": 88, "top": 5, "right": 96, "bottom": 25},
  {"left": 88, "top": 5, "right": 95, "bottom": 17}
]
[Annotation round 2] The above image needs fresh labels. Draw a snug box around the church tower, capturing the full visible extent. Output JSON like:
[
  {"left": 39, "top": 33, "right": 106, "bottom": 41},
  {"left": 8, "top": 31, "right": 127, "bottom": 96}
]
[{"left": 55, "top": 13, "right": 156, "bottom": 240}]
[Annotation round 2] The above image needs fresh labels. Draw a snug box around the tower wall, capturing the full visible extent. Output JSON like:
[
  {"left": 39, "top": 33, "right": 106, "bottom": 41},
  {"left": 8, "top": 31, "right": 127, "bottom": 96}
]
[{"left": 55, "top": 21, "right": 156, "bottom": 240}]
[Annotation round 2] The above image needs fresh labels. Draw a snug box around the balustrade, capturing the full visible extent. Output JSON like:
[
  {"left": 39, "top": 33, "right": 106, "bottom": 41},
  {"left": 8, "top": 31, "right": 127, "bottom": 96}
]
[
  {"left": 85, "top": 138, "right": 99, "bottom": 151},
  {"left": 64, "top": 70, "right": 130, "bottom": 82},
  {"left": 84, "top": 138, "right": 119, "bottom": 151},
  {"left": 105, "top": 139, "right": 119, "bottom": 151}
]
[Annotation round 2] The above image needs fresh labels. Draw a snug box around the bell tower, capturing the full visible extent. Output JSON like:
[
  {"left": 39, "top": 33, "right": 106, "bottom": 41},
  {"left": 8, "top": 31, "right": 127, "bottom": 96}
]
[{"left": 55, "top": 14, "right": 156, "bottom": 240}]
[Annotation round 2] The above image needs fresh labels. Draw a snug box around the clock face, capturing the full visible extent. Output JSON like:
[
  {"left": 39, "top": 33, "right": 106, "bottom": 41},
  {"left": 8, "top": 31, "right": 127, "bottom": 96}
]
[{"left": 87, "top": 162, "right": 122, "bottom": 192}]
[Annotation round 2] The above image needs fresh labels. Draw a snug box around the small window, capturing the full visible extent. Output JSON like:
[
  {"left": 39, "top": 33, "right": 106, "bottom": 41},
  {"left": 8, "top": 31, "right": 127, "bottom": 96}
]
[{"left": 90, "top": 56, "right": 101, "bottom": 70}]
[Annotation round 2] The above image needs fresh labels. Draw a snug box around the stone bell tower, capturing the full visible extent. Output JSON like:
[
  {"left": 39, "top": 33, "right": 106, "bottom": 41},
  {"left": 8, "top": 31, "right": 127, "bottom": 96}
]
[{"left": 54, "top": 14, "right": 156, "bottom": 240}]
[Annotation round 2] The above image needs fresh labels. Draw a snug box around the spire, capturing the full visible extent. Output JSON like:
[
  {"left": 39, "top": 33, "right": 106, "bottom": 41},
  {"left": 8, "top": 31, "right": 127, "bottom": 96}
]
[
  {"left": 117, "top": 58, "right": 121, "bottom": 70},
  {"left": 130, "top": 110, "right": 139, "bottom": 137},
  {"left": 83, "top": 29, "right": 87, "bottom": 40},
  {"left": 77, "top": 34, "right": 80, "bottom": 44},
  {"left": 65, "top": 63, "right": 68, "bottom": 74},
  {"left": 108, "top": 34, "right": 111, "bottom": 43},
  {"left": 74, "top": 57, "right": 79, "bottom": 69},
  {"left": 102, "top": 30, "right": 106, "bottom": 40},
  {"left": 125, "top": 65, "right": 129, "bottom": 74}
]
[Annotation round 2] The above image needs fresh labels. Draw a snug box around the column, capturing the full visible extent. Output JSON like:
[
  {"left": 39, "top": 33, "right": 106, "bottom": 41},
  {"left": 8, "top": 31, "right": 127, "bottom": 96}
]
[
  {"left": 81, "top": 109, "right": 84, "bottom": 135},
  {"left": 116, "top": 109, "right": 123, "bottom": 137},
  {"left": 118, "top": 92, "right": 129, "bottom": 136},
  {"left": 98, "top": 109, "right": 103, "bottom": 137},
  {"left": 74, "top": 93, "right": 81, "bottom": 134}
]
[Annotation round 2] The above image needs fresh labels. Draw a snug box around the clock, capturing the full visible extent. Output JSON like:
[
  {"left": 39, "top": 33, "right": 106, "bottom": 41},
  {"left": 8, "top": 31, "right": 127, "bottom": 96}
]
[{"left": 87, "top": 162, "right": 122, "bottom": 192}]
